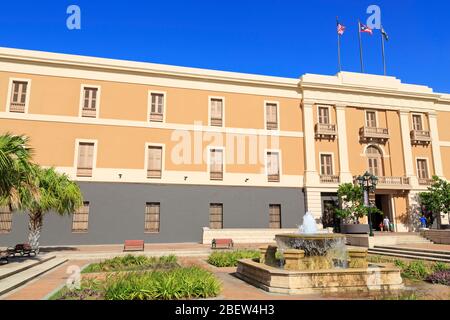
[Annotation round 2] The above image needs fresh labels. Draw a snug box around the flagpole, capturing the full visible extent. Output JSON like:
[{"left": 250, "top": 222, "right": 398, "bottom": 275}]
[
  {"left": 358, "top": 20, "right": 365, "bottom": 73},
  {"left": 381, "top": 26, "right": 387, "bottom": 75},
  {"left": 337, "top": 17, "right": 342, "bottom": 72}
]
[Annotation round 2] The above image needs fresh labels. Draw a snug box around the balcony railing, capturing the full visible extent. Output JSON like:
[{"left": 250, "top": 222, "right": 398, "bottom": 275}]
[
  {"left": 210, "top": 171, "right": 223, "bottom": 181},
  {"left": 77, "top": 167, "right": 92, "bottom": 177},
  {"left": 266, "top": 121, "right": 278, "bottom": 130},
  {"left": 211, "top": 117, "right": 223, "bottom": 127},
  {"left": 9, "top": 102, "right": 25, "bottom": 113},
  {"left": 150, "top": 113, "right": 164, "bottom": 122},
  {"left": 82, "top": 108, "right": 97, "bottom": 118},
  {"left": 315, "top": 123, "right": 337, "bottom": 139},
  {"left": 320, "top": 175, "right": 340, "bottom": 184},
  {"left": 359, "top": 127, "right": 389, "bottom": 143},
  {"left": 418, "top": 178, "right": 434, "bottom": 186},
  {"left": 377, "top": 176, "right": 411, "bottom": 188},
  {"left": 411, "top": 130, "right": 431, "bottom": 144},
  {"left": 147, "top": 169, "right": 162, "bottom": 179},
  {"left": 268, "top": 174, "right": 280, "bottom": 182}
]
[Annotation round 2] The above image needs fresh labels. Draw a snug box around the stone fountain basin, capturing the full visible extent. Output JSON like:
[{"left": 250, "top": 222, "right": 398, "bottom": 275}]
[
  {"left": 276, "top": 233, "right": 346, "bottom": 257},
  {"left": 236, "top": 259, "right": 404, "bottom": 295}
]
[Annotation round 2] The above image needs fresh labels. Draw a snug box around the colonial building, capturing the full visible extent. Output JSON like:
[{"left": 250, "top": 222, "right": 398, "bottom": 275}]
[{"left": 0, "top": 47, "right": 449, "bottom": 245}]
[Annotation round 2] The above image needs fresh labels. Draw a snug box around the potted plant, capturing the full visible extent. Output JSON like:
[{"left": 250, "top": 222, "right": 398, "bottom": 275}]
[{"left": 335, "top": 183, "right": 382, "bottom": 234}]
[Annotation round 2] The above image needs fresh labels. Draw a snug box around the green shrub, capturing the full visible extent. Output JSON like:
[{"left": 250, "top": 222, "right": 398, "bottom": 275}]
[
  {"left": 207, "top": 250, "right": 260, "bottom": 267},
  {"left": 432, "top": 262, "right": 450, "bottom": 273},
  {"left": 82, "top": 255, "right": 178, "bottom": 273},
  {"left": 104, "top": 267, "right": 221, "bottom": 300}
]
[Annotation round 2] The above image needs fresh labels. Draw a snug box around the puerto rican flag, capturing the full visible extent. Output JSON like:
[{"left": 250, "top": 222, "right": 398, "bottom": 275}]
[
  {"left": 337, "top": 22, "right": 346, "bottom": 36},
  {"left": 359, "top": 22, "right": 373, "bottom": 35}
]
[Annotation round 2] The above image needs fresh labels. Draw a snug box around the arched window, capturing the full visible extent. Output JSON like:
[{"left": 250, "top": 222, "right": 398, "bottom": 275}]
[{"left": 366, "top": 146, "right": 384, "bottom": 177}]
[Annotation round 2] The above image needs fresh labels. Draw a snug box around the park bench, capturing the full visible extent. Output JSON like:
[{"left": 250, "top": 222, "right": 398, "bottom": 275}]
[
  {"left": 123, "top": 240, "right": 145, "bottom": 252},
  {"left": 211, "top": 238, "right": 234, "bottom": 249},
  {"left": 7, "top": 243, "right": 37, "bottom": 257}
]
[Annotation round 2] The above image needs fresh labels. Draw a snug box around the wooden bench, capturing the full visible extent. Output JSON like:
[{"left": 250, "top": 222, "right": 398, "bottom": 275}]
[
  {"left": 123, "top": 240, "right": 145, "bottom": 252},
  {"left": 211, "top": 238, "right": 234, "bottom": 249}
]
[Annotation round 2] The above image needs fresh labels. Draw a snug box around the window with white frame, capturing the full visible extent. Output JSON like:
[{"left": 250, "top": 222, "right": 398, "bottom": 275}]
[
  {"left": 320, "top": 154, "right": 333, "bottom": 176},
  {"left": 210, "top": 149, "right": 224, "bottom": 181},
  {"left": 267, "top": 151, "right": 280, "bottom": 182},
  {"left": 150, "top": 93, "right": 164, "bottom": 122},
  {"left": 210, "top": 98, "right": 223, "bottom": 127},
  {"left": 82, "top": 87, "right": 99, "bottom": 118},
  {"left": 265, "top": 103, "right": 278, "bottom": 130},
  {"left": 147, "top": 146, "right": 163, "bottom": 179},
  {"left": 9, "top": 80, "right": 29, "bottom": 113},
  {"left": 76, "top": 142, "right": 95, "bottom": 177}
]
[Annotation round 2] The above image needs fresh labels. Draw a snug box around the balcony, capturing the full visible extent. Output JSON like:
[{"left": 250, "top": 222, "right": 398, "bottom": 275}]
[
  {"left": 320, "top": 175, "right": 340, "bottom": 184},
  {"left": 359, "top": 127, "right": 389, "bottom": 143},
  {"left": 410, "top": 130, "right": 431, "bottom": 145},
  {"left": 315, "top": 123, "right": 337, "bottom": 139},
  {"left": 418, "top": 178, "right": 434, "bottom": 186},
  {"left": 377, "top": 176, "right": 411, "bottom": 189},
  {"left": 9, "top": 102, "right": 25, "bottom": 113}
]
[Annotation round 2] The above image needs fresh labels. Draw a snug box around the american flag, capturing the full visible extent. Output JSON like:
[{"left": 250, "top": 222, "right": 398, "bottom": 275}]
[
  {"left": 337, "top": 22, "right": 346, "bottom": 36},
  {"left": 359, "top": 22, "right": 373, "bottom": 35}
]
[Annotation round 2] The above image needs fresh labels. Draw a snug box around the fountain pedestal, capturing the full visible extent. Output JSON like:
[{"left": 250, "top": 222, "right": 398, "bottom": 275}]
[
  {"left": 259, "top": 245, "right": 278, "bottom": 266},
  {"left": 283, "top": 249, "right": 306, "bottom": 271},
  {"left": 348, "top": 248, "right": 369, "bottom": 269}
]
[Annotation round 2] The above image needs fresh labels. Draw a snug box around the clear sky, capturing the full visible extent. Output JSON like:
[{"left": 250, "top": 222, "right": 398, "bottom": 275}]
[{"left": 0, "top": 0, "right": 449, "bottom": 93}]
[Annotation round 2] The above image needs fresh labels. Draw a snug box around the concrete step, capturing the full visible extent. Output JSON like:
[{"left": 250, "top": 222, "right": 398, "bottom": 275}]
[
  {"left": 0, "top": 257, "right": 67, "bottom": 297},
  {"left": 368, "top": 249, "right": 450, "bottom": 263},
  {"left": 375, "top": 246, "right": 450, "bottom": 257},
  {"left": 371, "top": 247, "right": 450, "bottom": 260},
  {"left": 0, "top": 255, "right": 56, "bottom": 280}
]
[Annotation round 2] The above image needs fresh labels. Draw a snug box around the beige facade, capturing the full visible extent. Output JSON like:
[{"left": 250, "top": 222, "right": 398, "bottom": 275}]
[{"left": 0, "top": 47, "right": 449, "bottom": 232}]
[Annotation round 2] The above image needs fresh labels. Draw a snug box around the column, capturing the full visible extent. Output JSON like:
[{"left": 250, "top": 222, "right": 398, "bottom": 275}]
[
  {"left": 336, "top": 105, "right": 353, "bottom": 183},
  {"left": 428, "top": 112, "right": 444, "bottom": 178},
  {"left": 302, "top": 102, "right": 319, "bottom": 186},
  {"left": 399, "top": 110, "right": 418, "bottom": 187}
]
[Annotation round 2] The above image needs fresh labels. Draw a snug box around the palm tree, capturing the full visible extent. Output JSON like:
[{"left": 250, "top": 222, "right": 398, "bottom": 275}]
[
  {"left": 0, "top": 133, "right": 36, "bottom": 209},
  {"left": 23, "top": 166, "right": 83, "bottom": 251}
]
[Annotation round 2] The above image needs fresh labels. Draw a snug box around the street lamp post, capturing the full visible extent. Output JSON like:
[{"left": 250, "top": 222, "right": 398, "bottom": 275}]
[{"left": 356, "top": 171, "right": 378, "bottom": 237}]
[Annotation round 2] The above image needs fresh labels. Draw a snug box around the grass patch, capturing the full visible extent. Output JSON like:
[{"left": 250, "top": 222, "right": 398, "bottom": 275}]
[
  {"left": 53, "top": 266, "right": 221, "bottom": 300},
  {"left": 207, "top": 250, "right": 260, "bottom": 267},
  {"left": 82, "top": 254, "right": 178, "bottom": 273},
  {"left": 368, "top": 254, "right": 450, "bottom": 281}
]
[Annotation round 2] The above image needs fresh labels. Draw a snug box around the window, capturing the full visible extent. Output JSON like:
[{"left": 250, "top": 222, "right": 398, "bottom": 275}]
[
  {"left": 72, "top": 202, "right": 89, "bottom": 233},
  {"left": 417, "top": 159, "right": 429, "bottom": 179},
  {"left": 9, "top": 80, "right": 29, "bottom": 113},
  {"left": 320, "top": 154, "right": 333, "bottom": 176},
  {"left": 269, "top": 204, "right": 281, "bottom": 229},
  {"left": 210, "top": 98, "right": 223, "bottom": 127},
  {"left": 210, "top": 149, "right": 223, "bottom": 181},
  {"left": 82, "top": 87, "right": 98, "bottom": 118},
  {"left": 0, "top": 206, "right": 12, "bottom": 234},
  {"left": 366, "top": 146, "right": 384, "bottom": 177},
  {"left": 318, "top": 107, "right": 330, "bottom": 124},
  {"left": 412, "top": 114, "right": 423, "bottom": 131},
  {"left": 145, "top": 202, "right": 160, "bottom": 233},
  {"left": 366, "top": 111, "right": 377, "bottom": 128},
  {"left": 150, "top": 93, "right": 164, "bottom": 122},
  {"left": 266, "top": 103, "right": 278, "bottom": 130},
  {"left": 267, "top": 151, "right": 280, "bottom": 182},
  {"left": 209, "top": 203, "right": 223, "bottom": 229},
  {"left": 77, "top": 142, "right": 95, "bottom": 177},
  {"left": 147, "top": 146, "right": 163, "bottom": 179}
]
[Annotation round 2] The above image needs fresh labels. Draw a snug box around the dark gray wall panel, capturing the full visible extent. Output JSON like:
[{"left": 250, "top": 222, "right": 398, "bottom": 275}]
[{"left": 0, "top": 182, "right": 305, "bottom": 246}]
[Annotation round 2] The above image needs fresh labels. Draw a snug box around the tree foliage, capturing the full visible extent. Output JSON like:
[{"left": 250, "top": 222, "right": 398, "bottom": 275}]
[{"left": 419, "top": 176, "right": 450, "bottom": 226}]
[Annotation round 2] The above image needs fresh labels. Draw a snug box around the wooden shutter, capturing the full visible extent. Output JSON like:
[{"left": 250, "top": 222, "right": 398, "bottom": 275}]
[
  {"left": 210, "top": 149, "right": 223, "bottom": 180},
  {"left": 145, "top": 203, "right": 160, "bottom": 233},
  {"left": 150, "top": 93, "right": 164, "bottom": 121},
  {"left": 82, "top": 88, "right": 98, "bottom": 117},
  {"left": 72, "top": 202, "right": 89, "bottom": 232},
  {"left": 10, "top": 81, "right": 28, "bottom": 112},
  {"left": 367, "top": 146, "right": 383, "bottom": 177},
  {"left": 366, "top": 111, "right": 376, "bottom": 128},
  {"left": 147, "top": 146, "right": 162, "bottom": 178},
  {"left": 318, "top": 107, "right": 330, "bottom": 124},
  {"left": 412, "top": 115, "right": 423, "bottom": 131},
  {"left": 210, "top": 99, "right": 223, "bottom": 126},
  {"left": 417, "top": 159, "right": 429, "bottom": 179},
  {"left": 77, "top": 142, "right": 94, "bottom": 177},
  {"left": 320, "top": 154, "right": 333, "bottom": 175},
  {"left": 269, "top": 204, "right": 281, "bottom": 229},
  {"left": 266, "top": 103, "right": 278, "bottom": 130},
  {"left": 267, "top": 152, "right": 280, "bottom": 182},
  {"left": 209, "top": 204, "right": 223, "bottom": 229},
  {"left": 0, "top": 206, "right": 12, "bottom": 234}
]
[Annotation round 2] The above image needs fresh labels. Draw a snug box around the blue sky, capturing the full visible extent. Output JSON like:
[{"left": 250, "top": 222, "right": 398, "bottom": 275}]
[{"left": 0, "top": 1, "right": 449, "bottom": 93}]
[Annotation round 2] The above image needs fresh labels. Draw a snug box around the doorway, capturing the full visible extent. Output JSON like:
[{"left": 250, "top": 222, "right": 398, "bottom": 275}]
[{"left": 372, "top": 195, "right": 392, "bottom": 231}]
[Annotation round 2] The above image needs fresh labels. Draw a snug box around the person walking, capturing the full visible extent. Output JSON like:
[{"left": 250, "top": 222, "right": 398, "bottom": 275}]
[
  {"left": 420, "top": 216, "right": 428, "bottom": 229},
  {"left": 383, "top": 216, "right": 390, "bottom": 232}
]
